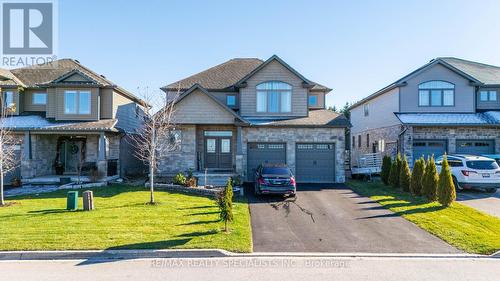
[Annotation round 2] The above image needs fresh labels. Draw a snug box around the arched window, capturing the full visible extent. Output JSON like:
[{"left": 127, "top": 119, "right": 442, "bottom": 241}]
[
  {"left": 256, "top": 81, "right": 292, "bottom": 113},
  {"left": 418, "top": 80, "right": 455, "bottom": 107}
]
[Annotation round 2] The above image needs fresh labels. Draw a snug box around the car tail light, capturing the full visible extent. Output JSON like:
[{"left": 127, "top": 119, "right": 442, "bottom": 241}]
[
  {"left": 290, "top": 177, "right": 296, "bottom": 187},
  {"left": 461, "top": 170, "right": 478, "bottom": 176},
  {"left": 258, "top": 178, "right": 266, "bottom": 185},
  {"left": 496, "top": 171, "right": 500, "bottom": 175}
]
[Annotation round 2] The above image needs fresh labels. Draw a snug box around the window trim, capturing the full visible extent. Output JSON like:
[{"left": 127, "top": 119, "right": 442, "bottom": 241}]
[
  {"left": 32, "top": 92, "right": 47, "bottom": 105},
  {"left": 255, "top": 81, "right": 292, "bottom": 113},
  {"left": 64, "top": 90, "right": 92, "bottom": 115},
  {"left": 479, "top": 90, "right": 497, "bottom": 102},
  {"left": 418, "top": 80, "right": 455, "bottom": 107}
]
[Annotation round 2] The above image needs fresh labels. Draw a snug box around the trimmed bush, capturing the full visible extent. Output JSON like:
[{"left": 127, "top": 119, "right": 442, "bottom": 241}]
[
  {"left": 410, "top": 157, "right": 425, "bottom": 196},
  {"left": 399, "top": 156, "right": 411, "bottom": 192},
  {"left": 173, "top": 172, "right": 186, "bottom": 185},
  {"left": 381, "top": 155, "right": 392, "bottom": 185},
  {"left": 437, "top": 155, "right": 456, "bottom": 207},
  {"left": 422, "top": 156, "right": 438, "bottom": 201},
  {"left": 389, "top": 154, "right": 402, "bottom": 188}
]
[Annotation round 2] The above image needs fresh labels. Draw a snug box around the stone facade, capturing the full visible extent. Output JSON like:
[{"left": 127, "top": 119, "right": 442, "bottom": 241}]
[
  {"left": 157, "top": 125, "right": 197, "bottom": 176},
  {"left": 350, "top": 124, "right": 401, "bottom": 166},
  {"left": 18, "top": 133, "right": 120, "bottom": 180},
  {"left": 402, "top": 126, "right": 500, "bottom": 164},
  {"left": 240, "top": 127, "right": 346, "bottom": 183}
]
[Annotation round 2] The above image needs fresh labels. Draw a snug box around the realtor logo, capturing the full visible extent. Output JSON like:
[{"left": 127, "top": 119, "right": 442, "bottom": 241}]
[{"left": 1, "top": 0, "right": 57, "bottom": 67}]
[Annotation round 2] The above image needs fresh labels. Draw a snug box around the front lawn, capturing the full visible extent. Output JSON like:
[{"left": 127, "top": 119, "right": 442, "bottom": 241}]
[
  {"left": 0, "top": 185, "right": 252, "bottom": 252},
  {"left": 347, "top": 180, "right": 500, "bottom": 255}
]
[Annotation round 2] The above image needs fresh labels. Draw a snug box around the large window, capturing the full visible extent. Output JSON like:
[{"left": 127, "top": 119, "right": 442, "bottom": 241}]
[
  {"left": 64, "top": 90, "right": 91, "bottom": 114},
  {"left": 479, "top": 90, "right": 497, "bottom": 102},
  {"left": 2, "top": 91, "right": 14, "bottom": 108},
  {"left": 32, "top": 92, "right": 47, "bottom": 105},
  {"left": 418, "top": 81, "right": 455, "bottom": 107},
  {"left": 256, "top": 81, "right": 292, "bottom": 113}
]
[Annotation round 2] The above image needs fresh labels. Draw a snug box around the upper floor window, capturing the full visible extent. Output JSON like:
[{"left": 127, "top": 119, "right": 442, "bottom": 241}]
[
  {"left": 32, "top": 92, "right": 47, "bottom": 105},
  {"left": 363, "top": 103, "right": 369, "bottom": 116},
  {"left": 418, "top": 81, "right": 455, "bottom": 107},
  {"left": 308, "top": 95, "right": 318, "bottom": 106},
  {"left": 64, "top": 90, "right": 91, "bottom": 114},
  {"left": 2, "top": 91, "right": 14, "bottom": 109},
  {"left": 479, "top": 90, "right": 497, "bottom": 102},
  {"left": 256, "top": 81, "right": 291, "bottom": 113},
  {"left": 226, "top": 94, "right": 236, "bottom": 107}
]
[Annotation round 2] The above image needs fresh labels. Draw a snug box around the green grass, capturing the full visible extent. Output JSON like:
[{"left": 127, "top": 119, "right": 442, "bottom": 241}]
[
  {"left": 0, "top": 185, "right": 252, "bottom": 252},
  {"left": 347, "top": 180, "right": 500, "bottom": 255}
]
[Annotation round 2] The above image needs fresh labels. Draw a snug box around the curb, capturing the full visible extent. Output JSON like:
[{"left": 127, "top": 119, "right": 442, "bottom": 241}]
[{"left": 0, "top": 250, "right": 497, "bottom": 261}]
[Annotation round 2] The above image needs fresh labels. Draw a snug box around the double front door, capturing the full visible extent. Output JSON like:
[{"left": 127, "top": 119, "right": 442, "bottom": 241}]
[{"left": 204, "top": 131, "right": 232, "bottom": 169}]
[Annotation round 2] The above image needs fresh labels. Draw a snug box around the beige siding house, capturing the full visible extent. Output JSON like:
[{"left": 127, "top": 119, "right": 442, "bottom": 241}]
[
  {"left": 159, "top": 55, "right": 350, "bottom": 183},
  {"left": 0, "top": 59, "right": 147, "bottom": 185},
  {"left": 350, "top": 57, "right": 500, "bottom": 168}
]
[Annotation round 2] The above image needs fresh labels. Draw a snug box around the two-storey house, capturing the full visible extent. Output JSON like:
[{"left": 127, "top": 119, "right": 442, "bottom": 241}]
[
  {"left": 159, "top": 55, "right": 350, "bottom": 183},
  {"left": 350, "top": 57, "right": 500, "bottom": 166},
  {"left": 0, "top": 59, "right": 147, "bottom": 184}
]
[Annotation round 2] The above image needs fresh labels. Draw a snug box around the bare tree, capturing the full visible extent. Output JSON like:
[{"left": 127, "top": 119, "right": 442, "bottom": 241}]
[
  {"left": 131, "top": 86, "right": 180, "bottom": 204},
  {"left": 0, "top": 101, "right": 18, "bottom": 206}
]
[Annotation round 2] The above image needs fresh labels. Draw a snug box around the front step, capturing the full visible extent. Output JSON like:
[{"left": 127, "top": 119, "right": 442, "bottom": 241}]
[{"left": 193, "top": 172, "right": 237, "bottom": 187}]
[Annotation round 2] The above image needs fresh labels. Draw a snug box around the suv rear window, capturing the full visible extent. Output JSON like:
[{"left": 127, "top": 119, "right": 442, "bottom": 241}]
[
  {"left": 466, "top": 160, "right": 499, "bottom": 170},
  {"left": 262, "top": 167, "right": 291, "bottom": 175}
]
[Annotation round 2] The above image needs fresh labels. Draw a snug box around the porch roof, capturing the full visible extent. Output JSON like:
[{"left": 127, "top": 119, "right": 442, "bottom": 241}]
[
  {"left": 395, "top": 111, "right": 500, "bottom": 126},
  {"left": 1, "top": 115, "right": 119, "bottom": 132},
  {"left": 245, "top": 109, "right": 351, "bottom": 128}
]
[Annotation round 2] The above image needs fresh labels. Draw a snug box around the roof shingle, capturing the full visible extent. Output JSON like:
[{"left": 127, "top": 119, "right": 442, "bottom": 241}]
[{"left": 246, "top": 109, "right": 350, "bottom": 127}]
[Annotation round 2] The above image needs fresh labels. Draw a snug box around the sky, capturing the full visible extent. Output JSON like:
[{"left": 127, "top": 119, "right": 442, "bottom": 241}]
[{"left": 57, "top": 0, "right": 500, "bottom": 109}]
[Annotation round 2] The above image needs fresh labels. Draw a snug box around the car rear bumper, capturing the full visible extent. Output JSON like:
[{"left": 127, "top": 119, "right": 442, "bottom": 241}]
[{"left": 458, "top": 182, "right": 500, "bottom": 189}]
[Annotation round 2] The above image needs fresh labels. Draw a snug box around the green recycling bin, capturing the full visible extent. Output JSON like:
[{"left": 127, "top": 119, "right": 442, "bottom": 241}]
[{"left": 67, "top": 191, "right": 79, "bottom": 210}]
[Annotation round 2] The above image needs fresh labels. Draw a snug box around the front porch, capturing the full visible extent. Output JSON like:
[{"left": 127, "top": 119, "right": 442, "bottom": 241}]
[{"left": 19, "top": 131, "right": 121, "bottom": 183}]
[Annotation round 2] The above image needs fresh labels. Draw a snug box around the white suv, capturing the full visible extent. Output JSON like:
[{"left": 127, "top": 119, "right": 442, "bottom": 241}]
[{"left": 435, "top": 154, "right": 500, "bottom": 193}]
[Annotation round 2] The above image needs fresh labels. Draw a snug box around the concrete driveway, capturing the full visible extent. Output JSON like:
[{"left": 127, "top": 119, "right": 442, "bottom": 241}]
[
  {"left": 248, "top": 184, "right": 460, "bottom": 253},
  {"left": 457, "top": 189, "right": 500, "bottom": 217}
]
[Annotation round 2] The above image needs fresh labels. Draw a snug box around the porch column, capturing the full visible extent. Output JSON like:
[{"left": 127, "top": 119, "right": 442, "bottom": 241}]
[
  {"left": 98, "top": 132, "right": 106, "bottom": 161},
  {"left": 97, "top": 132, "right": 107, "bottom": 178},
  {"left": 22, "top": 131, "right": 31, "bottom": 160},
  {"left": 21, "top": 131, "right": 34, "bottom": 179},
  {"left": 235, "top": 126, "right": 244, "bottom": 177}
]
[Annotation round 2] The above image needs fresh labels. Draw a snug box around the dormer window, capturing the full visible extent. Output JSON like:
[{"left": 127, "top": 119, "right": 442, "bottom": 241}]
[
  {"left": 226, "top": 94, "right": 236, "bottom": 107},
  {"left": 64, "top": 90, "right": 91, "bottom": 114},
  {"left": 256, "top": 81, "right": 292, "bottom": 113},
  {"left": 418, "top": 81, "right": 455, "bottom": 107},
  {"left": 479, "top": 90, "right": 497, "bottom": 102}
]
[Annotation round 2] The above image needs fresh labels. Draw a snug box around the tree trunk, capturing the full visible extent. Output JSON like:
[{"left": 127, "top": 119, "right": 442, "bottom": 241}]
[
  {"left": 224, "top": 219, "right": 228, "bottom": 233},
  {"left": 149, "top": 162, "right": 154, "bottom": 204}
]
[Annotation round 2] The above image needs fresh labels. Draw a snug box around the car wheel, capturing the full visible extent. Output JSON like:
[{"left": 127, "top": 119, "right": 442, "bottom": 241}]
[
  {"left": 289, "top": 193, "right": 296, "bottom": 198},
  {"left": 452, "top": 176, "right": 463, "bottom": 192},
  {"left": 485, "top": 188, "right": 497, "bottom": 193}
]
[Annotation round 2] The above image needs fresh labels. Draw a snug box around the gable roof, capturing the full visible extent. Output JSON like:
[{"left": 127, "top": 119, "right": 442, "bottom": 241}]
[
  {"left": 4, "top": 59, "right": 146, "bottom": 105},
  {"left": 162, "top": 55, "right": 331, "bottom": 92},
  {"left": 173, "top": 84, "right": 248, "bottom": 124},
  {"left": 349, "top": 57, "right": 500, "bottom": 110}
]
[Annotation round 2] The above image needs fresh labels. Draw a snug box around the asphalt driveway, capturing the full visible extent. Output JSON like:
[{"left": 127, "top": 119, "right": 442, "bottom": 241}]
[
  {"left": 248, "top": 184, "right": 460, "bottom": 253},
  {"left": 457, "top": 189, "right": 500, "bottom": 218}
]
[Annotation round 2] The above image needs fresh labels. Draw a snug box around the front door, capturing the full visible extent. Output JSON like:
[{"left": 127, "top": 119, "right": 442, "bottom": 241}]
[
  {"left": 204, "top": 132, "right": 232, "bottom": 170},
  {"left": 61, "top": 140, "right": 84, "bottom": 174}
]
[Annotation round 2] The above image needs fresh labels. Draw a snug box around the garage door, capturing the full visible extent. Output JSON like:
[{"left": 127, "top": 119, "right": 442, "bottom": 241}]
[
  {"left": 456, "top": 139, "right": 495, "bottom": 155},
  {"left": 296, "top": 143, "right": 335, "bottom": 183},
  {"left": 412, "top": 140, "right": 447, "bottom": 162},
  {"left": 247, "top": 142, "right": 286, "bottom": 182}
]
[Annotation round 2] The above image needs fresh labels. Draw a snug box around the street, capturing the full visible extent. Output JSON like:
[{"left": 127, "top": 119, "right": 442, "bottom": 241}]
[{"left": 1, "top": 256, "right": 498, "bottom": 281}]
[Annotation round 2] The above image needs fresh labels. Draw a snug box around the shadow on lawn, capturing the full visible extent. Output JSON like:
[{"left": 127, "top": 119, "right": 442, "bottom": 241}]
[{"left": 357, "top": 204, "right": 446, "bottom": 219}]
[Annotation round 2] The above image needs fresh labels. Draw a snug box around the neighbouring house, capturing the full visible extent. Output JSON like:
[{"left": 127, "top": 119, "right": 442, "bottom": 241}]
[
  {"left": 158, "top": 55, "right": 350, "bottom": 183},
  {"left": 0, "top": 59, "right": 147, "bottom": 185},
  {"left": 350, "top": 57, "right": 500, "bottom": 166}
]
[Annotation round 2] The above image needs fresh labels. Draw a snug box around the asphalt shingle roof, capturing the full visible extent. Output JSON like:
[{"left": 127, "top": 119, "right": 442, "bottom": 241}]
[
  {"left": 440, "top": 57, "right": 500, "bottom": 85},
  {"left": 246, "top": 109, "right": 350, "bottom": 127},
  {"left": 163, "top": 57, "right": 331, "bottom": 92}
]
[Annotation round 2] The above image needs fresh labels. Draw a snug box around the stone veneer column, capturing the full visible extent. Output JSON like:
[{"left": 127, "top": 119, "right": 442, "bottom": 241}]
[
  {"left": 97, "top": 132, "right": 107, "bottom": 177},
  {"left": 235, "top": 126, "right": 244, "bottom": 177},
  {"left": 402, "top": 126, "right": 414, "bottom": 164},
  {"left": 20, "top": 131, "right": 34, "bottom": 178}
]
